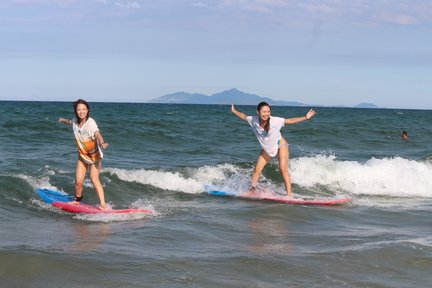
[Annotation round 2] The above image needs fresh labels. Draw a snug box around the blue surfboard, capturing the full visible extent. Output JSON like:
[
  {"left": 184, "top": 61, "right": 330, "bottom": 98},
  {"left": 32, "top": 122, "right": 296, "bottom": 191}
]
[
  {"left": 35, "top": 188, "right": 74, "bottom": 204},
  {"left": 207, "top": 190, "right": 236, "bottom": 196}
]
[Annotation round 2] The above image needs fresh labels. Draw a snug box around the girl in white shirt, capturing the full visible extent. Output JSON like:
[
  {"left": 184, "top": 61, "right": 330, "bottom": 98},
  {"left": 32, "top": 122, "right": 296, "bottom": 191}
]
[
  {"left": 231, "top": 102, "right": 315, "bottom": 197},
  {"left": 58, "top": 99, "right": 109, "bottom": 209}
]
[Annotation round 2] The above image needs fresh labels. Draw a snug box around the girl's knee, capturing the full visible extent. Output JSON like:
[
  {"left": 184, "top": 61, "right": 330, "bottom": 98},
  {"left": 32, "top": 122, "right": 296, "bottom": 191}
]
[{"left": 90, "top": 175, "right": 100, "bottom": 184}]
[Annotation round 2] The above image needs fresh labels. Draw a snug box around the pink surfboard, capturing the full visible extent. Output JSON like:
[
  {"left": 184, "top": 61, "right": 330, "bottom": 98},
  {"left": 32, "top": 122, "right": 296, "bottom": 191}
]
[
  {"left": 257, "top": 195, "right": 352, "bottom": 205},
  {"left": 52, "top": 201, "right": 154, "bottom": 214},
  {"left": 206, "top": 187, "right": 352, "bottom": 206}
]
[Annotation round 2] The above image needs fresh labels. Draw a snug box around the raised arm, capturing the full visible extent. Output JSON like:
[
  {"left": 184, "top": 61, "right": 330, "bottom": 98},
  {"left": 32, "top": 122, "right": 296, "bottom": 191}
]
[
  {"left": 284, "top": 108, "right": 316, "bottom": 125},
  {"left": 230, "top": 104, "right": 248, "bottom": 120},
  {"left": 58, "top": 117, "right": 72, "bottom": 125}
]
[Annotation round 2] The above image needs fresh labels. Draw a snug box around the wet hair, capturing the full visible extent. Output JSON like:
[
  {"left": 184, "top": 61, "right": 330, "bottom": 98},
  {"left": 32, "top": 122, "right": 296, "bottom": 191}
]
[
  {"left": 257, "top": 101, "right": 270, "bottom": 133},
  {"left": 73, "top": 99, "right": 90, "bottom": 124}
]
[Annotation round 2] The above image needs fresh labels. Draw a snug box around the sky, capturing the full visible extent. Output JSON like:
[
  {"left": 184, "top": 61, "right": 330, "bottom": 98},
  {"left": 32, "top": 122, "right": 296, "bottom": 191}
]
[{"left": 0, "top": 0, "right": 431, "bottom": 109}]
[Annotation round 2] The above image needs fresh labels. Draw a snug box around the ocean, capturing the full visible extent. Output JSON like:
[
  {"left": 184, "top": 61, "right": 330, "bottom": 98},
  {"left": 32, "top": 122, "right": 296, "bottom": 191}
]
[{"left": 0, "top": 101, "right": 431, "bottom": 287}]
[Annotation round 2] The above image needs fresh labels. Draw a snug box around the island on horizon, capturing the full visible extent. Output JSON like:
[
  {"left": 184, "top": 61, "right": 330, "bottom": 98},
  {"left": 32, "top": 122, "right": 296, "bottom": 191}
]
[{"left": 148, "top": 88, "right": 380, "bottom": 108}]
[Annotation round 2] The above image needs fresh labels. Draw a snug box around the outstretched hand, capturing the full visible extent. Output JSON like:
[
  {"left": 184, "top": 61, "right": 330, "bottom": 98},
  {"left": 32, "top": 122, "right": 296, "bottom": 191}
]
[
  {"left": 306, "top": 108, "right": 316, "bottom": 120},
  {"left": 58, "top": 117, "right": 71, "bottom": 125},
  {"left": 100, "top": 143, "right": 109, "bottom": 150}
]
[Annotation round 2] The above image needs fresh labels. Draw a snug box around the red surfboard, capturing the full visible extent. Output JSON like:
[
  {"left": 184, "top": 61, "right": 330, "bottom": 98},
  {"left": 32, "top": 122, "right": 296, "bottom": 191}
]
[{"left": 52, "top": 201, "right": 154, "bottom": 214}]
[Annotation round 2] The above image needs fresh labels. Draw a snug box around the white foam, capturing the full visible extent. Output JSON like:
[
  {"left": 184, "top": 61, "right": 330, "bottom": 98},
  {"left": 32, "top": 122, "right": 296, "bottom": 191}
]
[
  {"left": 105, "top": 164, "right": 241, "bottom": 194},
  {"left": 107, "top": 168, "right": 202, "bottom": 193},
  {"left": 74, "top": 211, "right": 155, "bottom": 222},
  {"left": 20, "top": 155, "right": 432, "bottom": 200},
  {"left": 17, "top": 174, "right": 59, "bottom": 191},
  {"left": 290, "top": 155, "right": 432, "bottom": 198}
]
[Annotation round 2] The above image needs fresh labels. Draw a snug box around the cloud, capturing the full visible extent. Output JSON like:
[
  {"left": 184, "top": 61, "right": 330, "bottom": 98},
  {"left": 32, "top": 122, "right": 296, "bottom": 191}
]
[
  {"left": 218, "top": 0, "right": 430, "bottom": 27},
  {"left": 1, "top": 0, "right": 430, "bottom": 28},
  {"left": 297, "top": 3, "right": 336, "bottom": 14},
  {"left": 114, "top": 1, "right": 141, "bottom": 9},
  {"left": 192, "top": 2, "right": 209, "bottom": 8},
  {"left": 5, "top": 0, "right": 77, "bottom": 5},
  {"left": 222, "top": 0, "right": 288, "bottom": 13},
  {"left": 374, "top": 13, "right": 417, "bottom": 25}
]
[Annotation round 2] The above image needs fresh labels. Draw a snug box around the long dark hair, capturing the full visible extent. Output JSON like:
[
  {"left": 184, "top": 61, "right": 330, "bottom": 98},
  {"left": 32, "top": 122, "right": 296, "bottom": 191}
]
[
  {"left": 73, "top": 99, "right": 90, "bottom": 124},
  {"left": 257, "top": 101, "right": 270, "bottom": 133}
]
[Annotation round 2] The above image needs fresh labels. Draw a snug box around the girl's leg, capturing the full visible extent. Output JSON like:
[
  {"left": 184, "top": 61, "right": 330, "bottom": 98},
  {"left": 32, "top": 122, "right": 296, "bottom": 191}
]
[
  {"left": 89, "top": 162, "right": 106, "bottom": 209},
  {"left": 277, "top": 139, "right": 291, "bottom": 197},
  {"left": 251, "top": 150, "right": 271, "bottom": 189},
  {"left": 72, "top": 159, "right": 88, "bottom": 204}
]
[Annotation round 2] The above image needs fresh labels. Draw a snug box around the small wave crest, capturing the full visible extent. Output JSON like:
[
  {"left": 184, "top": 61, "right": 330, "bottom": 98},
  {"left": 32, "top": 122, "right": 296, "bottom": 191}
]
[
  {"left": 17, "top": 173, "right": 59, "bottom": 191},
  {"left": 105, "top": 164, "right": 239, "bottom": 194},
  {"left": 74, "top": 210, "right": 155, "bottom": 222},
  {"left": 291, "top": 155, "right": 432, "bottom": 198}
]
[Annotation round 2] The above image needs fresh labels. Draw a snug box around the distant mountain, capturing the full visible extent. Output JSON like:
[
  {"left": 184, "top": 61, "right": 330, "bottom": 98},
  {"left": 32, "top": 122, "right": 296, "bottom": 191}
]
[
  {"left": 148, "top": 92, "right": 209, "bottom": 104},
  {"left": 148, "top": 88, "right": 306, "bottom": 106},
  {"left": 354, "top": 102, "right": 380, "bottom": 109},
  {"left": 149, "top": 88, "right": 380, "bottom": 108}
]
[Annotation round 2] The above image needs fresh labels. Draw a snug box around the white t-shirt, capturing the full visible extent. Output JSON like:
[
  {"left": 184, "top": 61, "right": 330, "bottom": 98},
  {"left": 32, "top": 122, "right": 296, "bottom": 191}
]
[
  {"left": 246, "top": 115, "right": 285, "bottom": 157},
  {"left": 72, "top": 117, "right": 103, "bottom": 159}
]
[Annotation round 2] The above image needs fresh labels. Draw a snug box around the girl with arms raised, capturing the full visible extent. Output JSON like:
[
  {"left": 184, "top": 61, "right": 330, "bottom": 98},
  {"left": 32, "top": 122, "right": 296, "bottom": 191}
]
[{"left": 231, "top": 102, "right": 315, "bottom": 197}]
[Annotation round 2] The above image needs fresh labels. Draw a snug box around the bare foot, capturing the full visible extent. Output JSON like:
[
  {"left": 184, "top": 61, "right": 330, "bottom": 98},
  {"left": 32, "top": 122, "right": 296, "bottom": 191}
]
[
  {"left": 98, "top": 204, "right": 107, "bottom": 210},
  {"left": 249, "top": 191, "right": 257, "bottom": 197},
  {"left": 246, "top": 186, "right": 258, "bottom": 197},
  {"left": 68, "top": 201, "right": 81, "bottom": 205}
]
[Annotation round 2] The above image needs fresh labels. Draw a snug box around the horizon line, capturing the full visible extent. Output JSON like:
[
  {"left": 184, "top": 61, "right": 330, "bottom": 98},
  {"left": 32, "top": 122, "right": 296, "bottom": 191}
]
[{"left": 1, "top": 99, "right": 431, "bottom": 111}]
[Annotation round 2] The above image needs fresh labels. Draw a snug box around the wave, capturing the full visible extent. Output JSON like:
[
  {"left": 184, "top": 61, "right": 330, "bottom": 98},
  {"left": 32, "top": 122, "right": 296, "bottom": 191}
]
[
  {"left": 105, "top": 155, "right": 432, "bottom": 199},
  {"left": 105, "top": 164, "right": 239, "bottom": 194},
  {"left": 9, "top": 170, "right": 155, "bottom": 223},
  {"left": 291, "top": 155, "right": 432, "bottom": 198},
  {"left": 10, "top": 155, "right": 432, "bottom": 208}
]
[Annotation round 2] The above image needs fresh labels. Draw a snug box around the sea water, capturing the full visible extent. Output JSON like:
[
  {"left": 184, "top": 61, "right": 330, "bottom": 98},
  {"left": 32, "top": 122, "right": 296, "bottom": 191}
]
[{"left": 0, "top": 101, "right": 431, "bottom": 287}]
